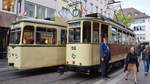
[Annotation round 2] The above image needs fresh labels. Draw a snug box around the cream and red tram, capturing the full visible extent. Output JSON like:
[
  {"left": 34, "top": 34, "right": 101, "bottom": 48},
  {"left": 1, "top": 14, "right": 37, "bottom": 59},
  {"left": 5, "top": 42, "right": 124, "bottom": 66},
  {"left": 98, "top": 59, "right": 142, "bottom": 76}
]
[
  {"left": 8, "top": 18, "right": 67, "bottom": 69},
  {"left": 66, "top": 16, "right": 135, "bottom": 73}
]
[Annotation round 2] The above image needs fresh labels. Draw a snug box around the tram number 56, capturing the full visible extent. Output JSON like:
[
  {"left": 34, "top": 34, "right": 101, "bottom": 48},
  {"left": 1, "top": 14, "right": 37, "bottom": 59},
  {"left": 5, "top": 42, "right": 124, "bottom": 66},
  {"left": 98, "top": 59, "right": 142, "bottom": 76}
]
[{"left": 71, "top": 46, "right": 76, "bottom": 50}]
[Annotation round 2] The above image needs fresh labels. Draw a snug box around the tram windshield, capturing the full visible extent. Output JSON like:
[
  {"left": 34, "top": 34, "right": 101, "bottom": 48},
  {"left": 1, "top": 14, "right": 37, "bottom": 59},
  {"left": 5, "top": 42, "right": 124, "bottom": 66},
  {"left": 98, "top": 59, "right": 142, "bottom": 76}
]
[
  {"left": 10, "top": 28, "right": 21, "bottom": 44},
  {"left": 69, "top": 22, "right": 81, "bottom": 43}
]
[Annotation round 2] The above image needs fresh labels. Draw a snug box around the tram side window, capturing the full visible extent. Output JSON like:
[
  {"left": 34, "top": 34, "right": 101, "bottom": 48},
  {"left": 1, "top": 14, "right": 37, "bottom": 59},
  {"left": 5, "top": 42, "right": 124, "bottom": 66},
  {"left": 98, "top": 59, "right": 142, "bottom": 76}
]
[
  {"left": 112, "top": 27, "right": 118, "bottom": 44},
  {"left": 61, "top": 29, "right": 67, "bottom": 45},
  {"left": 10, "top": 28, "right": 21, "bottom": 44},
  {"left": 122, "top": 32, "right": 127, "bottom": 45},
  {"left": 23, "top": 26, "right": 34, "bottom": 44},
  {"left": 118, "top": 30, "right": 122, "bottom": 44},
  {"left": 83, "top": 21, "right": 91, "bottom": 43},
  {"left": 36, "top": 27, "right": 57, "bottom": 44},
  {"left": 93, "top": 22, "right": 99, "bottom": 43}
]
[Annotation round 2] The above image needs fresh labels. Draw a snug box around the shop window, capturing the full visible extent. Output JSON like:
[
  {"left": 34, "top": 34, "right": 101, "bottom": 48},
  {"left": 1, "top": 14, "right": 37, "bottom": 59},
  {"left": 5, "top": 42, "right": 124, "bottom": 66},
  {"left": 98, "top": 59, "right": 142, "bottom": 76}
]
[
  {"left": 36, "top": 27, "right": 57, "bottom": 44},
  {"left": 83, "top": 21, "right": 91, "bottom": 43},
  {"left": 2, "top": 0, "right": 15, "bottom": 12},
  {"left": 22, "top": 26, "right": 34, "bottom": 44}
]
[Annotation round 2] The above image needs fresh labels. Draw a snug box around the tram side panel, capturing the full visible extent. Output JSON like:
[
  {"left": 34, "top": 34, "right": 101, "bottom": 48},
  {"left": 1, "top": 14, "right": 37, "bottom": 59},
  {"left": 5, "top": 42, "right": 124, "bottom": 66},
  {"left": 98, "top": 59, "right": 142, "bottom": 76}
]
[
  {"left": 10, "top": 46, "right": 65, "bottom": 69},
  {"left": 91, "top": 44, "right": 100, "bottom": 66},
  {"left": 66, "top": 44, "right": 92, "bottom": 67},
  {"left": 8, "top": 46, "right": 22, "bottom": 67}
]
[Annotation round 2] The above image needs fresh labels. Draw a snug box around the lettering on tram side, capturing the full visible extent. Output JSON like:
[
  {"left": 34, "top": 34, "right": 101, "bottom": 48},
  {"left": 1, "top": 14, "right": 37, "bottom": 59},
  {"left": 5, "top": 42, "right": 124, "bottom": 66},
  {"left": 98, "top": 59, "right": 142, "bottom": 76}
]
[
  {"left": 71, "top": 46, "right": 76, "bottom": 59},
  {"left": 71, "top": 46, "right": 76, "bottom": 50},
  {"left": 72, "top": 53, "right": 76, "bottom": 59}
]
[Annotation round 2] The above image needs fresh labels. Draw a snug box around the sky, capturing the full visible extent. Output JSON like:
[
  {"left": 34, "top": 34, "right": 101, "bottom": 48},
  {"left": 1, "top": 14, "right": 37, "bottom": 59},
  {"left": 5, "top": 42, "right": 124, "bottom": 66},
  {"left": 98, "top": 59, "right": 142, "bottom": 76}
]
[{"left": 115, "top": 0, "right": 150, "bottom": 15}]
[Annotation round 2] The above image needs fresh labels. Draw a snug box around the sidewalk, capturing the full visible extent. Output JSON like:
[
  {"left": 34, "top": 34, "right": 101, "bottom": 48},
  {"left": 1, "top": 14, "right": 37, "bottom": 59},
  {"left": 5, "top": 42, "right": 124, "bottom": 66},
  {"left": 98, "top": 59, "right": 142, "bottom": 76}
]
[
  {"left": 95, "top": 61, "right": 150, "bottom": 84},
  {"left": 116, "top": 62, "right": 150, "bottom": 84}
]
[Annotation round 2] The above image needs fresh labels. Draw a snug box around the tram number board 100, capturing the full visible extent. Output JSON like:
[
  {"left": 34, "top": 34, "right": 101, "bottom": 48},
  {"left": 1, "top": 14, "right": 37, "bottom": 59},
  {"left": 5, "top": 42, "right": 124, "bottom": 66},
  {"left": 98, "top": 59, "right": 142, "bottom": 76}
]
[{"left": 71, "top": 46, "right": 76, "bottom": 50}]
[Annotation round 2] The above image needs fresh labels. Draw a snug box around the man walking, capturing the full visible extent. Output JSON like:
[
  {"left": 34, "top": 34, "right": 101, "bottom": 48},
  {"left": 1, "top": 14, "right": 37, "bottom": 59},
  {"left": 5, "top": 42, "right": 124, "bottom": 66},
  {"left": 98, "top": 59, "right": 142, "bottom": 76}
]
[{"left": 100, "top": 38, "right": 111, "bottom": 79}]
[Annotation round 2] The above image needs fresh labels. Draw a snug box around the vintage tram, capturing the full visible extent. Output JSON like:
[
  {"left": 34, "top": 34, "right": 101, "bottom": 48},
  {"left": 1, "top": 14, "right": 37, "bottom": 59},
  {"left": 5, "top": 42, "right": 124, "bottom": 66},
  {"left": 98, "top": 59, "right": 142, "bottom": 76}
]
[
  {"left": 8, "top": 17, "right": 67, "bottom": 69},
  {"left": 66, "top": 14, "right": 135, "bottom": 73}
]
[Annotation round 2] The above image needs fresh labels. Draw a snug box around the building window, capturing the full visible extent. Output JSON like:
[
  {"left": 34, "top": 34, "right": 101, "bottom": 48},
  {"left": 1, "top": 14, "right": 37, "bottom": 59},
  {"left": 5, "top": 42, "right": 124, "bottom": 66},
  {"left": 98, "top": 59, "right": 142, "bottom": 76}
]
[
  {"left": 2, "top": 0, "right": 15, "bottom": 12},
  {"left": 25, "top": 1, "right": 35, "bottom": 17},
  {"left": 46, "top": 8, "right": 55, "bottom": 20},
  {"left": 37, "top": 5, "right": 46, "bottom": 19}
]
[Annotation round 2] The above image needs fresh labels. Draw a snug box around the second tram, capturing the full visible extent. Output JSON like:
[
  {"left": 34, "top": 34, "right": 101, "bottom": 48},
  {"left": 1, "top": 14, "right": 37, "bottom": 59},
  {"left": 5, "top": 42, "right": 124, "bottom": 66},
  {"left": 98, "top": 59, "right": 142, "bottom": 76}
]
[
  {"left": 8, "top": 17, "right": 67, "bottom": 69},
  {"left": 66, "top": 15, "right": 135, "bottom": 73}
]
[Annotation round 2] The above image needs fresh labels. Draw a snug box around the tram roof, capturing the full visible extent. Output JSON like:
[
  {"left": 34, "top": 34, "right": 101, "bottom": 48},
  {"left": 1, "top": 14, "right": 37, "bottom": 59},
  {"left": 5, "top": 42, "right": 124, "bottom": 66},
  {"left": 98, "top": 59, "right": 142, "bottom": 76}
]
[
  {"left": 67, "top": 17, "right": 134, "bottom": 35},
  {"left": 12, "top": 17, "right": 67, "bottom": 28}
]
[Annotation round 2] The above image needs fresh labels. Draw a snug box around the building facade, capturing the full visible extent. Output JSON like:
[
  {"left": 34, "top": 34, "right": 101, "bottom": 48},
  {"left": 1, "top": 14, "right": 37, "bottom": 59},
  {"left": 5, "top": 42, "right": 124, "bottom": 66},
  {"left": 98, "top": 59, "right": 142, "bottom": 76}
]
[
  {"left": 123, "top": 8, "right": 150, "bottom": 43},
  {"left": 57, "top": 0, "right": 115, "bottom": 19},
  {"left": 0, "top": 0, "right": 17, "bottom": 59}
]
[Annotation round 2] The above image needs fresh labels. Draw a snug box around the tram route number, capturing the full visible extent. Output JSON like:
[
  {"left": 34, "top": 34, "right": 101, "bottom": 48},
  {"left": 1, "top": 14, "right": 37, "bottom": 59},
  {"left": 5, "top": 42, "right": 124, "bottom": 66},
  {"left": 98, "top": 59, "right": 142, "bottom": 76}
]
[
  {"left": 71, "top": 46, "right": 77, "bottom": 59},
  {"left": 72, "top": 53, "right": 76, "bottom": 59},
  {"left": 71, "top": 46, "right": 76, "bottom": 50}
]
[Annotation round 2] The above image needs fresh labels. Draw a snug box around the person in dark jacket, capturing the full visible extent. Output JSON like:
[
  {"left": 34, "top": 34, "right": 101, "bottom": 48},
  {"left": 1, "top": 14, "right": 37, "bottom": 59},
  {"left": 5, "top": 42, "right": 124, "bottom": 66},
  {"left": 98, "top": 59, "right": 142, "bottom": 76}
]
[
  {"left": 124, "top": 46, "right": 138, "bottom": 84},
  {"left": 142, "top": 45, "right": 150, "bottom": 76},
  {"left": 100, "top": 38, "right": 111, "bottom": 79}
]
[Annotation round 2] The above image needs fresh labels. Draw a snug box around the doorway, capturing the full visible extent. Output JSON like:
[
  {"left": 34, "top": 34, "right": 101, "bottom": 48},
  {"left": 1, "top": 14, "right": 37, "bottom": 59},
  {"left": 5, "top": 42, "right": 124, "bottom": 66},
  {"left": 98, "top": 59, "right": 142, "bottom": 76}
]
[
  {"left": 0, "top": 28, "right": 9, "bottom": 59},
  {"left": 101, "top": 24, "right": 109, "bottom": 42}
]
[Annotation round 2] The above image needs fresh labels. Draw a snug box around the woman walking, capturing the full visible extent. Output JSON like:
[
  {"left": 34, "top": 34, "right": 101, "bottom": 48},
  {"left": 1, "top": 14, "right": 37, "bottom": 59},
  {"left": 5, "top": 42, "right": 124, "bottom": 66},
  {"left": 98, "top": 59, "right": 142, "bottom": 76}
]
[
  {"left": 124, "top": 46, "right": 139, "bottom": 84},
  {"left": 142, "top": 45, "right": 150, "bottom": 76}
]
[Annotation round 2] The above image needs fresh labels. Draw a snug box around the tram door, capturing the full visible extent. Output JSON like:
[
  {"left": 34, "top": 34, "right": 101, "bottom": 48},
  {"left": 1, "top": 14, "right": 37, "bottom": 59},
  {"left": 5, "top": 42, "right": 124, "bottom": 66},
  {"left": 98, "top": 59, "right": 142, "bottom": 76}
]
[{"left": 101, "top": 24, "right": 109, "bottom": 42}]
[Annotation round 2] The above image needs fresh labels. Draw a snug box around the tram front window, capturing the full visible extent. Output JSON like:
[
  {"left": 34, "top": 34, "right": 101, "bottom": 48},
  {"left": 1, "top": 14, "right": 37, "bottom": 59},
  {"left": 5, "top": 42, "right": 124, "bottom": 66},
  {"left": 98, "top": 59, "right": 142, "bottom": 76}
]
[
  {"left": 69, "top": 28, "right": 80, "bottom": 43},
  {"left": 10, "top": 28, "right": 21, "bottom": 44},
  {"left": 83, "top": 21, "right": 91, "bottom": 43}
]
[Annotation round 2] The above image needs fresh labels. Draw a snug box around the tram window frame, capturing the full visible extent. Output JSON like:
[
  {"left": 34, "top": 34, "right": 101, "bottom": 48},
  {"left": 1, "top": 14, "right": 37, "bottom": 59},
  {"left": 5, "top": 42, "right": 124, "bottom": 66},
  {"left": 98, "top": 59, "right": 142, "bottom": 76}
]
[
  {"left": 10, "top": 28, "right": 21, "bottom": 44},
  {"left": 69, "top": 28, "right": 81, "bottom": 43},
  {"left": 61, "top": 29, "right": 67, "bottom": 45},
  {"left": 22, "top": 26, "right": 34, "bottom": 44},
  {"left": 118, "top": 29, "right": 123, "bottom": 45},
  {"left": 122, "top": 31, "right": 128, "bottom": 45},
  {"left": 93, "top": 22, "right": 99, "bottom": 44},
  {"left": 36, "top": 27, "right": 57, "bottom": 45},
  {"left": 111, "top": 27, "right": 119, "bottom": 44},
  {"left": 83, "top": 21, "right": 91, "bottom": 43}
]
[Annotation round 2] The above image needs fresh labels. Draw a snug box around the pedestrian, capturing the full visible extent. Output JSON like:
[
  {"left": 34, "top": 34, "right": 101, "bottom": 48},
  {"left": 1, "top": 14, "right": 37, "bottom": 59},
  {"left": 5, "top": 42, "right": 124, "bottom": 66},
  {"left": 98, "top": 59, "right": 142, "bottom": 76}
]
[
  {"left": 124, "top": 46, "right": 138, "bottom": 84},
  {"left": 100, "top": 38, "right": 111, "bottom": 79},
  {"left": 141, "top": 45, "right": 150, "bottom": 76}
]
